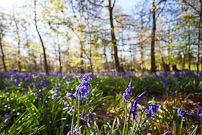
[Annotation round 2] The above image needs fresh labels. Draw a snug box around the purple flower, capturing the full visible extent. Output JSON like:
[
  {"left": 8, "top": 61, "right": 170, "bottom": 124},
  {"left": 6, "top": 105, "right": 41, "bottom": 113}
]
[
  {"left": 145, "top": 104, "right": 159, "bottom": 119},
  {"left": 80, "top": 110, "right": 87, "bottom": 124},
  {"left": 73, "top": 74, "right": 92, "bottom": 100},
  {"left": 163, "top": 82, "right": 167, "bottom": 88},
  {"left": 173, "top": 106, "right": 192, "bottom": 119},
  {"left": 68, "top": 105, "right": 75, "bottom": 115},
  {"left": 171, "top": 90, "right": 176, "bottom": 98},
  {"left": 185, "top": 110, "right": 193, "bottom": 116},
  {"left": 56, "top": 87, "right": 59, "bottom": 95},
  {"left": 62, "top": 100, "right": 65, "bottom": 107},
  {"left": 66, "top": 92, "right": 73, "bottom": 99},
  {"left": 40, "top": 79, "right": 46, "bottom": 88},
  {"left": 14, "top": 79, "right": 18, "bottom": 87},
  {"left": 67, "top": 128, "right": 79, "bottom": 135},
  {"left": 29, "top": 83, "right": 33, "bottom": 89},
  {"left": 163, "top": 130, "right": 172, "bottom": 135},
  {"left": 130, "top": 90, "right": 147, "bottom": 121},
  {"left": 117, "top": 107, "right": 122, "bottom": 112},
  {"left": 122, "top": 81, "right": 133, "bottom": 104},
  {"left": 10, "top": 68, "right": 18, "bottom": 73},
  {"left": 55, "top": 83, "right": 61, "bottom": 87},
  {"left": 82, "top": 101, "right": 87, "bottom": 106},
  {"left": 196, "top": 107, "right": 202, "bottom": 119},
  {"left": 131, "top": 99, "right": 138, "bottom": 121}
]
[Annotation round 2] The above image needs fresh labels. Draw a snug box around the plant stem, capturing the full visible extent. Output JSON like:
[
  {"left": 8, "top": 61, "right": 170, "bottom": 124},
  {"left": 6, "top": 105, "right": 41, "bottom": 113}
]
[
  {"left": 178, "top": 117, "right": 183, "bottom": 135},
  {"left": 122, "top": 104, "right": 127, "bottom": 135},
  {"left": 151, "top": 120, "right": 155, "bottom": 135},
  {"left": 71, "top": 99, "right": 77, "bottom": 132},
  {"left": 201, "top": 120, "right": 202, "bottom": 135},
  {"left": 77, "top": 100, "right": 81, "bottom": 131}
]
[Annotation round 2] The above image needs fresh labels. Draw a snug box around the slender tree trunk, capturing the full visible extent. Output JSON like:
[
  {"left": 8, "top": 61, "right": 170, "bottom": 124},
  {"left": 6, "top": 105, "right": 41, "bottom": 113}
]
[
  {"left": 200, "top": 0, "right": 202, "bottom": 71},
  {"left": 150, "top": 0, "right": 156, "bottom": 73},
  {"left": 104, "top": 45, "right": 110, "bottom": 72},
  {"left": 14, "top": 18, "right": 21, "bottom": 72},
  {"left": 57, "top": 33, "right": 62, "bottom": 73},
  {"left": 34, "top": 0, "right": 49, "bottom": 74},
  {"left": 188, "top": 26, "right": 191, "bottom": 71},
  {"left": 0, "top": 38, "right": 7, "bottom": 72},
  {"left": 108, "top": 0, "right": 121, "bottom": 72},
  {"left": 80, "top": 41, "right": 85, "bottom": 73},
  {"left": 140, "top": 15, "right": 144, "bottom": 71},
  {"left": 197, "top": 24, "right": 200, "bottom": 72},
  {"left": 89, "top": 45, "right": 94, "bottom": 74}
]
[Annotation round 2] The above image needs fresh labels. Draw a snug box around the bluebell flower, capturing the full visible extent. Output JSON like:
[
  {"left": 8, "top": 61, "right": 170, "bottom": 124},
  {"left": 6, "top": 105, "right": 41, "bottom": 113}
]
[
  {"left": 40, "top": 79, "right": 46, "bottom": 88},
  {"left": 171, "top": 90, "right": 176, "bottom": 98},
  {"left": 56, "top": 87, "right": 59, "bottom": 95},
  {"left": 145, "top": 108, "right": 152, "bottom": 119},
  {"left": 80, "top": 110, "right": 87, "bottom": 124},
  {"left": 34, "top": 80, "right": 38, "bottom": 86},
  {"left": 163, "top": 130, "right": 172, "bottom": 135},
  {"left": 145, "top": 104, "right": 159, "bottom": 119},
  {"left": 87, "top": 110, "right": 96, "bottom": 123},
  {"left": 130, "top": 90, "right": 147, "bottom": 121},
  {"left": 10, "top": 68, "right": 18, "bottom": 73},
  {"left": 131, "top": 99, "right": 138, "bottom": 121},
  {"left": 163, "top": 82, "right": 167, "bottom": 88},
  {"left": 72, "top": 74, "right": 92, "bottom": 100},
  {"left": 14, "top": 79, "right": 18, "bottom": 87},
  {"left": 122, "top": 81, "right": 133, "bottom": 104},
  {"left": 196, "top": 107, "right": 202, "bottom": 119},
  {"left": 173, "top": 106, "right": 192, "bottom": 119},
  {"left": 185, "top": 110, "right": 193, "bottom": 116},
  {"left": 67, "top": 128, "right": 79, "bottom": 135},
  {"left": 66, "top": 92, "right": 73, "bottom": 99},
  {"left": 150, "top": 104, "right": 159, "bottom": 114},
  {"left": 62, "top": 100, "right": 65, "bottom": 107},
  {"left": 29, "top": 83, "right": 33, "bottom": 89},
  {"left": 117, "top": 107, "right": 122, "bottom": 112},
  {"left": 68, "top": 105, "right": 75, "bottom": 115},
  {"left": 82, "top": 101, "right": 87, "bottom": 106}
]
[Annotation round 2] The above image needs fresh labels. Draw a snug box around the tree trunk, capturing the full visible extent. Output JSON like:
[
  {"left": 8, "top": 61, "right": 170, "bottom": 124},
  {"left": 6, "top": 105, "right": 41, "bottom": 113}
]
[
  {"left": 14, "top": 17, "right": 21, "bottom": 72},
  {"left": 188, "top": 26, "right": 191, "bottom": 71},
  {"left": 108, "top": 0, "right": 121, "bottom": 72},
  {"left": 104, "top": 45, "right": 110, "bottom": 72},
  {"left": 200, "top": 0, "right": 202, "bottom": 71},
  {"left": 80, "top": 41, "right": 85, "bottom": 73},
  {"left": 150, "top": 0, "right": 156, "bottom": 73},
  {"left": 57, "top": 34, "right": 62, "bottom": 73},
  {"left": 140, "top": 15, "right": 144, "bottom": 71},
  {"left": 0, "top": 38, "right": 7, "bottom": 72},
  {"left": 34, "top": 0, "right": 49, "bottom": 75}
]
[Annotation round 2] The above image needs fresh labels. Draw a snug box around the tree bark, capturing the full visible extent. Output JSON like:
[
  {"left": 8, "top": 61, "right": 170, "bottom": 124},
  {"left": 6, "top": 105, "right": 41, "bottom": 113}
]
[
  {"left": 0, "top": 38, "right": 7, "bottom": 72},
  {"left": 140, "top": 14, "right": 144, "bottom": 71},
  {"left": 34, "top": 0, "right": 49, "bottom": 74},
  {"left": 150, "top": 0, "right": 156, "bottom": 73},
  {"left": 108, "top": 0, "right": 121, "bottom": 72},
  {"left": 200, "top": 0, "right": 202, "bottom": 71},
  {"left": 14, "top": 20, "right": 21, "bottom": 72},
  {"left": 57, "top": 34, "right": 62, "bottom": 73}
]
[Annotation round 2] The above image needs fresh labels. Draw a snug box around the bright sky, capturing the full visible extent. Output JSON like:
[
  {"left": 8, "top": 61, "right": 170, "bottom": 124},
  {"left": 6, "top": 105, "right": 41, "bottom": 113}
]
[{"left": 0, "top": 0, "right": 136, "bottom": 11}]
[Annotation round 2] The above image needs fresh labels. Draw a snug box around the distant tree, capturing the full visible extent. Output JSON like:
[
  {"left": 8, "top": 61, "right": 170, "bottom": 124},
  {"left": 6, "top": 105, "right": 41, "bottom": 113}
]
[
  {"left": 0, "top": 13, "right": 8, "bottom": 72},
  {"left": 34, "top": 0, "right": 49, "bottom": 74}
]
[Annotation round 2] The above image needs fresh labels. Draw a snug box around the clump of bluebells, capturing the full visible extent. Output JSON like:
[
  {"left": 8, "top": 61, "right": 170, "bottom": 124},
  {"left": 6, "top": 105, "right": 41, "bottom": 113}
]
[{"left": 65, "top": 74, "right": 94, "bottom": 133}]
